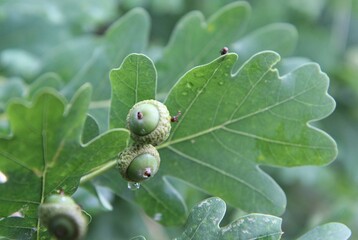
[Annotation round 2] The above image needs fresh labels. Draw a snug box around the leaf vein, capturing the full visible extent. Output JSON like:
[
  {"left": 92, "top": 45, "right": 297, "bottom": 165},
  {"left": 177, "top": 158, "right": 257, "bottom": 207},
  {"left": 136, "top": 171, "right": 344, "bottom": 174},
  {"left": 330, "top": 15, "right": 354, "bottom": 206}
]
[
  {"left": 0, "top": 151, "right": 35, "bottom": 174},
  {"left": 167, "top": 146, "right": 273, "bottom": 203},
  {"left": 141, "top": 184, "right": 183, "bottom": 218},
  {"left": 230, "top": 65, "right": 271, "bottom": 120},
  {"left": 221, "top": 127, "right": 330, "bottom": 150},
  {"left": 161, "top": 84, "right": 323, "bottom": 151},
  {"left": 169, "top": 62, "right": 223, "bottom": 140}
]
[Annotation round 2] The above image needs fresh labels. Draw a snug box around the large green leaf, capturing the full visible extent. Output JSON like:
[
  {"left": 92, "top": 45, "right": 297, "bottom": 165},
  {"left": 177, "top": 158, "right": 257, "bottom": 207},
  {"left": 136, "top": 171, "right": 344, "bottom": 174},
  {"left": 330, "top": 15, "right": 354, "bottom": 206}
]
[
  {"left": 0, "top": 84, "right": 129, "bottom": 239},
  {"left": 297, "top": 222, "right": 351, "bottom": 240},
  {"left": 107, "top": 51, "right": 336, "bottom": 224},
  {"left": 164, "top": 52, "right": 336, "bottom": 166},
  {"left": 155, "top": 2, "right": 250, "bottom": 97},
  {"left": 157, "top": 51, "right": 336, "bottom": 215},
  {"left": 175, "top": 197, "right": 282, "bottom": 240}
]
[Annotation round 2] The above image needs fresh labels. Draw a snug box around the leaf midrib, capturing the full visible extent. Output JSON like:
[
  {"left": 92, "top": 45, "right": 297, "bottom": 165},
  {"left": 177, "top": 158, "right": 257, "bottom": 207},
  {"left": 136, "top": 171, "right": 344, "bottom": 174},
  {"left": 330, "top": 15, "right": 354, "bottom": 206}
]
[{"left": 159, "top": 83, "right": 331, "bottom": 151}]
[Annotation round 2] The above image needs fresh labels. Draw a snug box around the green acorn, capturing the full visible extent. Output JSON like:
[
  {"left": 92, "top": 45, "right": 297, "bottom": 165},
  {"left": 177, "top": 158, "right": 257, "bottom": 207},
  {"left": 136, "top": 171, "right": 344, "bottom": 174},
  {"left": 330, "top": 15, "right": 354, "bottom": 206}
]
[
  {"left": 38, "top": 194, "right": 87, "bottom": 240},
  {"left": 127, "top": 100, "right": 171, "bottom": 145},
  {"left": 118, "top": 144, "right": 160, "bottom": 183}
]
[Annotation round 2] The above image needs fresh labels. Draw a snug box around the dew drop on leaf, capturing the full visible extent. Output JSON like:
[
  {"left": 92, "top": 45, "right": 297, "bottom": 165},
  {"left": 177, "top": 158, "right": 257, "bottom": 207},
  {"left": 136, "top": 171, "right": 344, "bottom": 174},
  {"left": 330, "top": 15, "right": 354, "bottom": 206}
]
[
  {"left": 0, "top": 171, "right": 8, "bottom": 183},
  {"left": 153, "top": 213, "right": 162, "bottom": 221},
  {"left": 182, "top": 91, "right": 188, "bottom": 96},
  {"left": 127, "top": 182, "right": 140, "bottom": 191},
  {"left": 218, "top": 81, "right": 224, "bottom": 86},
  {"left": 186, "top": 82, "right": 194, "bottom": 89},
  {"left": 9, "top": 211, "right": 24, "bottom": 218}
]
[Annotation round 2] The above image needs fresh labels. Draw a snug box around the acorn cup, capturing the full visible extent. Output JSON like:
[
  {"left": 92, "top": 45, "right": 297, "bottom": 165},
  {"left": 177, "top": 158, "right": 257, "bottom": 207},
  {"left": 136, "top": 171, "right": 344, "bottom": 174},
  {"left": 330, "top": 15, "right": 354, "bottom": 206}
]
[
  {"left": 118, "top": 144, "right": 160, "bottom": 183},
  {"left": 127, "top": 100, "right": 171, "bottom": 146},
  {"left": 38, "top": 194, "right": 87, "bottom": 240}
]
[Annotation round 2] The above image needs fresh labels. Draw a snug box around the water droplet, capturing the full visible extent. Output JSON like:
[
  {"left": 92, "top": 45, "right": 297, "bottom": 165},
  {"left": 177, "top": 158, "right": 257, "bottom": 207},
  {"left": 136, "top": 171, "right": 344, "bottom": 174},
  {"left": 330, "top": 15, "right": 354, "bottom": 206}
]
[
  {"left": 186, "top": 82, "right": 193, "bottom": 89},
  {"left": 127, "top": 182, "right": 140, "bottom": 191},
  {"left": 218, "top": 81, "right": 224, "bottom": 86},
  {"left": 0, "top": 171, "right": 8, "bottom": 184},
  {"left": 190, "top": 139, "right": 196, "bottom": 144},
  {"left": 10, "top": 211, "right": 24, "bottom": 218},
  {"left": 181, "top": 91, "right": 188, "bottom": 96},
  {"left": 224, "top": 73, "right": 229, "bottom": 77},
  {"left": 153, "top": 213, "right": 162, "bottom": 221}
]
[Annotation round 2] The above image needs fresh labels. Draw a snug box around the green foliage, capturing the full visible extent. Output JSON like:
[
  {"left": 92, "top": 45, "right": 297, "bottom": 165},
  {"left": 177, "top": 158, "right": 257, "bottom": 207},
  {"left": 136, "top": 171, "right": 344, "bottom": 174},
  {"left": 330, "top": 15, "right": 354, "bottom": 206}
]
[{"left": 0, "top": 0, "right": 356, "bottom": 239}]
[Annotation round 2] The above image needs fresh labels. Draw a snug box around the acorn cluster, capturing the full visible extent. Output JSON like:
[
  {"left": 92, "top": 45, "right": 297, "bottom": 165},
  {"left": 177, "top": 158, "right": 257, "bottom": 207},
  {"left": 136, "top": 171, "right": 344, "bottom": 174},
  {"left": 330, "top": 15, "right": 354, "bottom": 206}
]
[{"left": 118, "top": 100, "right": 173, "bottom": 183}]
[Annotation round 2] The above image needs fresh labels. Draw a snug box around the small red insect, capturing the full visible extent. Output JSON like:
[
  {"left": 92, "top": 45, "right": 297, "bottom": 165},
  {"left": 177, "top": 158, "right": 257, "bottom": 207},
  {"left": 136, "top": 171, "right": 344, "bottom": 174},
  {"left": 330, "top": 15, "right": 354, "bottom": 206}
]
[
  {"left": 220, "top": 47, "right": 229, "bottom": 55},
  {"left": 171, "top": 111, "right": 182, "bottom": 122}
]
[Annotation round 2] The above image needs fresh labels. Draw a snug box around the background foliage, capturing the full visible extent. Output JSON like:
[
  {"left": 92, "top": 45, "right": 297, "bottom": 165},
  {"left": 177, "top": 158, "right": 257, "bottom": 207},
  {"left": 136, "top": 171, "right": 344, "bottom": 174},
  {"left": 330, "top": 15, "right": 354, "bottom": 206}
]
[{"left": 0, "top": 0, "right": 357, "bottom": 239}]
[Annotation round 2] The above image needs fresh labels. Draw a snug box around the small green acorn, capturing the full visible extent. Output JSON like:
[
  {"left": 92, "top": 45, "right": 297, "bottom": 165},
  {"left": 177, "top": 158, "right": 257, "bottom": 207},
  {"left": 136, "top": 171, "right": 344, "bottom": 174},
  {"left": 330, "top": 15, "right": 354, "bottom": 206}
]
[
  {"left": 38, "top": 194, "right": 87, "bottom": 240},
  {"left": 127, "top": 100, "right": 171, "bottom": 145},
  {"left": 118, "top": 144, "right": 160, "bottom": 183}
]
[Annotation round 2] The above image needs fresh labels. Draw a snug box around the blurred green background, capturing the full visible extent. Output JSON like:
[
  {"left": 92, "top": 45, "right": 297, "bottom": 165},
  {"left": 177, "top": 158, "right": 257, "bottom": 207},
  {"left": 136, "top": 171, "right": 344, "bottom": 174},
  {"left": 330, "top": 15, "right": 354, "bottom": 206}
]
[{"left": 1, "top": 0, "right": 357, "bottom": 239}]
